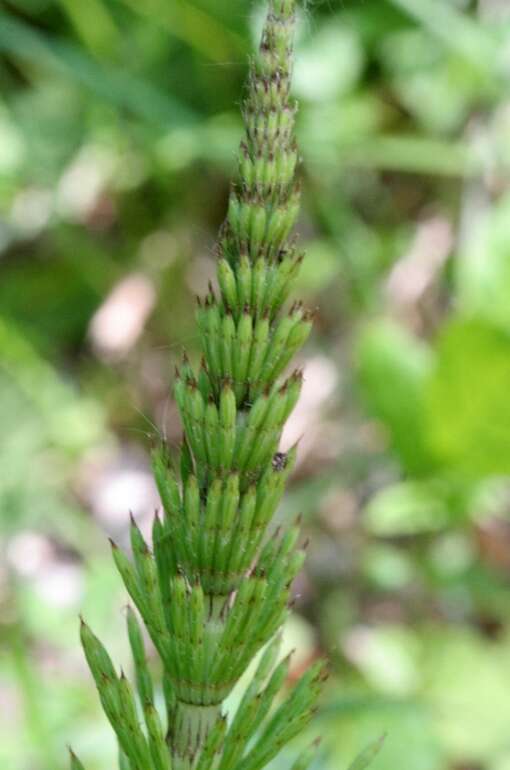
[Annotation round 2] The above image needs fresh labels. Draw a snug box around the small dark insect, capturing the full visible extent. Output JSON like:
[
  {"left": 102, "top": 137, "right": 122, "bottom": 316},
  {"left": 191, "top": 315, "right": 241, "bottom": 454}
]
[{"left": 272, "top": 451, "right": 287, "bottom": 471}]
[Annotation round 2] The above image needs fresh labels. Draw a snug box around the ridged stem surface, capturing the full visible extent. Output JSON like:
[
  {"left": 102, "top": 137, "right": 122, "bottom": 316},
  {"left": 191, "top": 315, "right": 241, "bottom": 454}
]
[
  {"left": 167, "top": 2, "right": 309, "bottom": 759},
  {"left": 77, "top": 4, "right": 326, "bottom": 770}
]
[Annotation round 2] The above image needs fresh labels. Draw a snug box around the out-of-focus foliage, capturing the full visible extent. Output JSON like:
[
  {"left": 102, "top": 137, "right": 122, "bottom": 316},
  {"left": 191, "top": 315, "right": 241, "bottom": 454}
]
[{"left": 2, "top": 1, "right": 510, "bottom": 770}]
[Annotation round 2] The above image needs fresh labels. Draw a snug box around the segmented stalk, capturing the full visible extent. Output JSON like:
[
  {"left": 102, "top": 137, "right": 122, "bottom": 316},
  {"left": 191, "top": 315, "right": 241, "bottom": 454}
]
[{"left": 75, "top": 3, "right": 325, "bottom": 770}]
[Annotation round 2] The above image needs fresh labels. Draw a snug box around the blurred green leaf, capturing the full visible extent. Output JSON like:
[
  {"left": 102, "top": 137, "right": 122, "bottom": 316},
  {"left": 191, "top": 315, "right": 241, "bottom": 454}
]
[
  {"left": 0, "top": 315, "right": 104, "bottom": 453},
  {"left": 319, "top": 697, "right": 444, "bottom": 770},
  {"left": 357, "top": 320, "right": 434, "bottom": 474},
  {"left": 425, "top": 319, "right": 510, "bottom": 476},
  {"left": 352, "top": 625, "right": 422, "bottom": 696},
  {"left": 421, "top": 628, "right": 510, "bottom": 763},
  {"left": 119, "top": 0, "right": 245, "bottom": 61},
  {"left": 364, "top": 479, "right": 451, "bottom": 536},
  {"left": 362, "top": 544, "right": 416, "bottom": 591},
  {"left": 56, "top": 0, "right": 120, "bottom": 58},
  {"left": 294, "top": 19, "right": 363, "bottom": 102},
  {"left": 388, "top": 0, "right": 498, "bottom": 73},
  {"left": 0, "top": 14, "right": 197, "bottom": 128},
  {"left": 456, "top": 192, "right": 510, "bottom": 333},
  {"left": 338, "top": 135, "right": 478, "bottom": 176},
  {"left": 379, "top": 29, "right": 493, "bottom": 134}
]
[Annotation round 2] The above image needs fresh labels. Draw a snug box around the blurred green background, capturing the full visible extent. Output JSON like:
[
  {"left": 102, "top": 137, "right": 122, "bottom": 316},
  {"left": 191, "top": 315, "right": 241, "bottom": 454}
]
[{"left": 3, "top": 0, "right": 510, "bottom": 768}]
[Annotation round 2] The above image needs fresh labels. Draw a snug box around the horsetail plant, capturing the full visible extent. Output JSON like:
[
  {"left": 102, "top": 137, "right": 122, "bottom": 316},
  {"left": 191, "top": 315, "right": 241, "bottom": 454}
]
[{"left": 74, "top": 2, "right": 327, "bottom": 769}]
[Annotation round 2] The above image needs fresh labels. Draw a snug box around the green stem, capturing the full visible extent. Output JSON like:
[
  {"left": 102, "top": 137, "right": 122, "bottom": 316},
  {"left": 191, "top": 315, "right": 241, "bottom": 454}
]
[
  {"left": 171, "top": 596, "right": 226, "bottom": 769},
  {"left": 172, "top": 702, "right": 222, "bottom": 770},
  {"left": 76, "top": 3, "right": 326, "bottom": 768}
]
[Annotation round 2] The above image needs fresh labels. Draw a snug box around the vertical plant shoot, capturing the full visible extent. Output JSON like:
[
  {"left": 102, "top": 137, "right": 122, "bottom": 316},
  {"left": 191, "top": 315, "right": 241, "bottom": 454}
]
[{"left": 75, "top": 1, "right": 326, "bottom": 769}]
